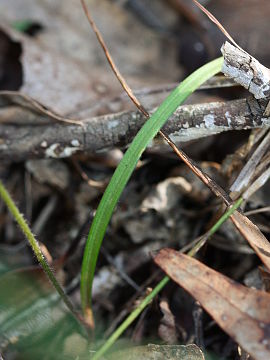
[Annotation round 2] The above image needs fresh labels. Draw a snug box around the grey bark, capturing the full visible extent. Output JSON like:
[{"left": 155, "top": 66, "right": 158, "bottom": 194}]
[
  {"left": 222, "top": 42, "right": 270, "bottom": 100},
  {"left": 2, "top": 42, "right": 270, "bottom": 162},
  {"left": 1, "top": 96, "right": 269, "bottom": 161}
]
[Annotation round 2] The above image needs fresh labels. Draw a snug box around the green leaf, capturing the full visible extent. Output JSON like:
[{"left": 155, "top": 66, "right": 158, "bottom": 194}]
[
  {"left": 0, "top": 267, "right": 84, "bottom": 359},
  {"left": 0, "top": 180, "right": 84, "bottom": 331},
  {"left": 80, "top": 57, "right": 224, "bottom": 315},
  {"left": 12, "top": 20, "right": 34, "bottom": 32}
]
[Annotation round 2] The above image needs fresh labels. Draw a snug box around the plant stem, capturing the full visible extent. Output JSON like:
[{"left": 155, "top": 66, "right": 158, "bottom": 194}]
[
  {"left": 188, "top": 197, "right": 243, "bottom": 257},
  {"left": 91, "top": 276, "right": 169, "bottom": 360},
  {"left": 0, "top": 179, "right": 88, "bottom": 333}
]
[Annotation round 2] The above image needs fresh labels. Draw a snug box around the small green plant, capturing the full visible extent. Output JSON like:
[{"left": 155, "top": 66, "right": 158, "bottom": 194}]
[
  {"left": 0, "top": 56, "right": 245, "bottom": 359},
  {"left": 80, "top": 57, "right": 224, "bottom": 320}
]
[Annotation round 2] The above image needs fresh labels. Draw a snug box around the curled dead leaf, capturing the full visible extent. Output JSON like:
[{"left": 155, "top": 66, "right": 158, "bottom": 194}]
[
  {"left": 154, "top": 248, "right": 270, "bottom": 360},
  {"left": 231, "top": 211, "right": 270, "bottom": 271}
]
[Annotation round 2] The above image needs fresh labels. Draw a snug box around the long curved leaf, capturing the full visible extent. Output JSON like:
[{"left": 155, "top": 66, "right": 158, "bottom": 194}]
[{"left": 80, "top": 57, "right": 223, "bottom": 315}]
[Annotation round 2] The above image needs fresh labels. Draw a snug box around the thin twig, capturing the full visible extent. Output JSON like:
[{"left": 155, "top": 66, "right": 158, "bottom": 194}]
[
  {"left": 245, "top": 206, "right": 270, "bottom": 216},
  {"left": 80, "top": 0, "right": 232, "bottom": 206},
  {"left": 191, "top": 0, "right": 243, "bottom": 52},
  {"left": 80, "top": 0, "right": 147, "bottom": 117},
  {"left": 230, "top": 130, "right": 270, "bottom": 192}
]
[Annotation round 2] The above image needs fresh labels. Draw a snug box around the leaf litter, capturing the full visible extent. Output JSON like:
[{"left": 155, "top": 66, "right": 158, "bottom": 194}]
[
  {"left": 1, "top": 1, "right": 270, "bottom": 359},
  {"left": 154, "top": 248, "right": 270, "bottom": 360}
]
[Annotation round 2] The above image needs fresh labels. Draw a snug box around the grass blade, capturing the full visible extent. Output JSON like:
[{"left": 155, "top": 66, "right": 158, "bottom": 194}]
[{"left": 80, "top": 57, "right": 224, "bottom": 317}]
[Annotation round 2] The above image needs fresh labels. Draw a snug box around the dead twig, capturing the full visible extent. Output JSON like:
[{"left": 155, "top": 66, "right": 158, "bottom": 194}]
[
  {"left": 191, "top": 0, "right": 243, "bottom": 52},
  {"left": 1, "top": 96, "right": 269, "bottom": 162},
  {"left": 80, "top": 0, "right": 236, "bottom": 205},
  {"left": 222, "top": 42, "right": 270, "bottom": 100}
]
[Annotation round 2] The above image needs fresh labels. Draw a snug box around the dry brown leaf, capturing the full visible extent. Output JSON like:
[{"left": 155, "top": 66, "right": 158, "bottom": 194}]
[
  {"left": 0, "top": 0, "right": 179, "bottom": 116},
  {"left": 154, "top": 248, "right": 270, "bottom": 360},
  {"left": 0, "top": 0, "right": 176, "bottom": 78},
  {"left": 231, "top": 212, "right": 270, "bottom": 271},
  {"left": 0, "top": 23, "right": 102, "bottom": 115}
]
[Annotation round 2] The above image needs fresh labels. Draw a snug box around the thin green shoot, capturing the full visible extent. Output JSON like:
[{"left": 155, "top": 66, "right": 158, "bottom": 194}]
[
  {"left": 0, "top": 179, "right": 87, "bottom": 333},
  {"left": 80, "top": 58, "right": 223, "bottom": 318}
]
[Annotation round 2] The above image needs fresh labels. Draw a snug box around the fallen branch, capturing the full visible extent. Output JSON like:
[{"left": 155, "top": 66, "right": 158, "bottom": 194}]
[
  {"left": 2, "top": 42, "right": 270, "bottom": 162},
  {"left": 222, "top": 41, "right": 270, "bottom": 100},
  {"left": 1, "top": 96, "right": 269, "bottom": 161}
]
